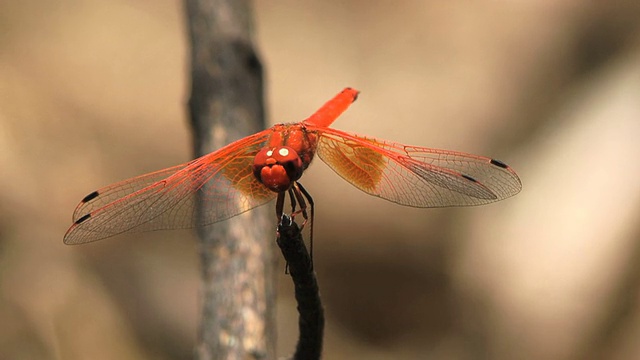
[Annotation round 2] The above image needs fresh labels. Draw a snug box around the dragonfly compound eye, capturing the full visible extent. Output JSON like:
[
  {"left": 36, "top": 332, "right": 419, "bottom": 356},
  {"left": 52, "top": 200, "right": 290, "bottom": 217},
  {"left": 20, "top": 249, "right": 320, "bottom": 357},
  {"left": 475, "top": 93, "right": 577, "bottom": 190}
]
[{"left": 253, "top": 147, "right": 304, "bottom": 192}]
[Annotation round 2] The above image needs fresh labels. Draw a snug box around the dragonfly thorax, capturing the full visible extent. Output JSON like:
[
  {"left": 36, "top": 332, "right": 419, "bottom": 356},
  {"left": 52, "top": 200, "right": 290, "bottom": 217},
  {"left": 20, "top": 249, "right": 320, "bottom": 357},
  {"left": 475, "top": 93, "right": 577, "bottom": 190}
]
[{"left": 253, "top": 146, "right": 304, "bottom": 192}]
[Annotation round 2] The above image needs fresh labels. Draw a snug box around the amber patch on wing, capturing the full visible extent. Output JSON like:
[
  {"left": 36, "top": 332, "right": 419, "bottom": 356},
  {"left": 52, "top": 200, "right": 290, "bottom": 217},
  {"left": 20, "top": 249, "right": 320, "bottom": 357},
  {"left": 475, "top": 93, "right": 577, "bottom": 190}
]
[
  {"left": 220, "top": 155, "right": 273, "bottom": 201},
  {"left": 320, "top": 137, "right": 386, "bottom": 192}
]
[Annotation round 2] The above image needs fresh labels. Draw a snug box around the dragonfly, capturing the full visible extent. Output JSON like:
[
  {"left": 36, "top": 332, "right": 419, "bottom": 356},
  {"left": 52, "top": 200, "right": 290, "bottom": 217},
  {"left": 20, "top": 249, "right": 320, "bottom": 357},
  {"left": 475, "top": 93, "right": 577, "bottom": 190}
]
[{"left": 63, "top": 88, "right": 521, "bottom": 245}]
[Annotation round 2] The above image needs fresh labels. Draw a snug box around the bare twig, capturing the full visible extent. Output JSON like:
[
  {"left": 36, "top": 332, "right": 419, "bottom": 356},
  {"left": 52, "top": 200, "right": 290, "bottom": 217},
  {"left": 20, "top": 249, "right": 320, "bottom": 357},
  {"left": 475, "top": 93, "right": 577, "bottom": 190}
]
[
  {"left": 184, "top": 1, "right": 275, "bottom": 359},
  {"left": 277, "top": 215, "right": 324, "bottom": 360}
]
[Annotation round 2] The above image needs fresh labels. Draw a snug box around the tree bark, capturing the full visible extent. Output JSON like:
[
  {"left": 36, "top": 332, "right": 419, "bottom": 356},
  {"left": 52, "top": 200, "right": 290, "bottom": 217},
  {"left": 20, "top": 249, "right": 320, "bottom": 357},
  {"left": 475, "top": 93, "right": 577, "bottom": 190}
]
[{"left": 184, "top": 1, "right": 276, "bottom": 359}]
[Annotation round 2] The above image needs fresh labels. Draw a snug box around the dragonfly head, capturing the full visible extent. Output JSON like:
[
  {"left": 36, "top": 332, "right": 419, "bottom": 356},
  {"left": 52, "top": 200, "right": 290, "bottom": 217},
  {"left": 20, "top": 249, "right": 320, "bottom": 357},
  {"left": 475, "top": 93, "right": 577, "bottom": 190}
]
[{"left": 253, "top": 146, "right": 304, "bottom": 192}]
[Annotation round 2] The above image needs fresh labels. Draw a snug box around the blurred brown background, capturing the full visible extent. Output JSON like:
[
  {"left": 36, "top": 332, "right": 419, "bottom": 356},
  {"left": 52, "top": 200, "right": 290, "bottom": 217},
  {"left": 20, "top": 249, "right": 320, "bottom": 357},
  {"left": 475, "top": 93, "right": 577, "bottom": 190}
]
[{"left": 2, "top": 1, "right": 640, "bottom": 359}]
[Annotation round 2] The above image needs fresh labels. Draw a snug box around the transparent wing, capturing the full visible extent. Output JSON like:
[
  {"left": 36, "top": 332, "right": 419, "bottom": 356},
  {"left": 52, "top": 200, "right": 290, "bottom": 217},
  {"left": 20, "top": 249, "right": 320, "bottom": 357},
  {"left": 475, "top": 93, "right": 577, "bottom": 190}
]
[
  {"left": 64, "top": 130, "right": 276, "bottom": 244},
  {"left": 311, "top": 127, "right": 521, "bottom": 207}
]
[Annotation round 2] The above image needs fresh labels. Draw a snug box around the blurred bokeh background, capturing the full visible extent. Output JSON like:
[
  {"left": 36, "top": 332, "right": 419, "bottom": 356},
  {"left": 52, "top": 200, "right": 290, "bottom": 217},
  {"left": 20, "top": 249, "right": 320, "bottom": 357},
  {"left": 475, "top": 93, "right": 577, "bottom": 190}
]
[{"left": 1, "top": 1, "right": 640, "bottom": 359}]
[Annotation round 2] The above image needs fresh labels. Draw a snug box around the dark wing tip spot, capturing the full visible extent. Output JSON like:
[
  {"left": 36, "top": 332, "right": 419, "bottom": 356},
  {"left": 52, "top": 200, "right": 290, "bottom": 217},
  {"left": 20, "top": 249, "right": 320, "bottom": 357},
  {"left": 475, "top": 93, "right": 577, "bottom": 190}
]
[
  {"left": 75, "top": 213, "right": 91, "bottom": 224},
  {"left": 461, "top": 174, "right": 478, "bottom": 183},
  {"left": 490, "top": 159, "right": 508, "bottom": 169},
  {"left": 82, "top": 191, "right": 100, "bottom": 203}
]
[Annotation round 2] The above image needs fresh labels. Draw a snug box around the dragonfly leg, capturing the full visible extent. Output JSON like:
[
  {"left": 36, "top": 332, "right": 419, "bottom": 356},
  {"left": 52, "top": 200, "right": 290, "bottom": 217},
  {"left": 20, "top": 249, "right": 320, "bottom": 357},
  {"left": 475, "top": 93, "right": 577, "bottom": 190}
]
[
  {"left": 275, "top": 191, "right": 286, "bottom": 222},
  {"left": 290, "top": 183, "right": 309, "bottom": 225},
  {"left": 288, "top": 188, "right": 298, "bottom": 214},
  {"left": 294, "top": 182, "right": 315, "bottom": 266}
]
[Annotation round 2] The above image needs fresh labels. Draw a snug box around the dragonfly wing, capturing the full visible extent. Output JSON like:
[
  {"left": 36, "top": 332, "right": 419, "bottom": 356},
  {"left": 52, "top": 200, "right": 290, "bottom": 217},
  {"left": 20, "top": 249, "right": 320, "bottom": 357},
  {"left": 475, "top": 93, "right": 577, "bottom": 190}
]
[
  {"left": 64, "top": 131, "right": 276, "bottom": 244},
  {"left": 71, "top": 163, "right": 188, "bottom": 223},
  {"left": 313, "top": 127, "right": 522, "bottom": 208}
]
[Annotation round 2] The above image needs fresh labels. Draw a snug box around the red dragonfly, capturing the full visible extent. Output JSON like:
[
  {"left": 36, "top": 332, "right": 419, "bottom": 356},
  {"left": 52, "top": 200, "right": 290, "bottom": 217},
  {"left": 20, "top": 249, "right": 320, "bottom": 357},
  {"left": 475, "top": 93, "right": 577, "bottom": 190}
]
[{"left": 64, "top": 88, "right": 521, "bottom": 245}]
